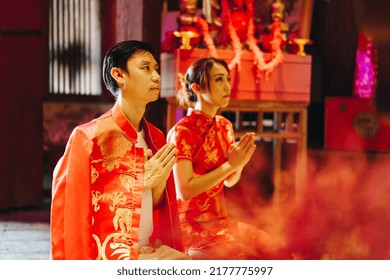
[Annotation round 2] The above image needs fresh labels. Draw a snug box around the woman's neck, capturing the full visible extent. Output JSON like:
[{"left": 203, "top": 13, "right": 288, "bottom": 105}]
[{"left": 194, "top": 102, "right": 219, "bottom": 118}]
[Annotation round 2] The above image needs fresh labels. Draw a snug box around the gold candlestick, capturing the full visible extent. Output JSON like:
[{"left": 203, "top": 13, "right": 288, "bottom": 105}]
[
  {"left": 290, "top": 38, "right": 313, "bottom": 56},
  {"left": 173, "top": 31, "right": 200, "bottom": 50}
]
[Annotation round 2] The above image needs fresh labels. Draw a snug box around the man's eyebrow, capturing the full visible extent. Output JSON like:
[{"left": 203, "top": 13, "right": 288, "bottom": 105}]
[{"left": 140, "top": 59, "right": 151, "bottom": 64}]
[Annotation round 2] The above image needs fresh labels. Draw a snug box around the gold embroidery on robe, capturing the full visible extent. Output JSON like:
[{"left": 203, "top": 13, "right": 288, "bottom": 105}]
[
  {"left": 113, "top": 207, "right": 133, "bottom": 233},
  {"left": 101, "top": 232, "right": 133, "bottom": 260},
  {"left": 92, "top": 191, "right": 135, "bottom": 260},
  {"left": 91, "top": 191, "right": 127, "bottom": 212},
  {"left": 95, "top": 118, "right": 133, "bottom": 172},
  {"left": 119, "top": 174, "right": 136, "bottom": 192},
  {"left": 92, "top": 234, "right": 102, "bottom": 260},
  {"left": 91, "top": 166, "right": 99, "bottom": 184}
]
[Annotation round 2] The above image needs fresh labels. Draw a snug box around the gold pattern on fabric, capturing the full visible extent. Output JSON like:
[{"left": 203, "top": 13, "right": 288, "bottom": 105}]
[
  {"left": 121, "top": 161, "right": 137, "bottom": 172},
  {"left": 91, "top": 166, "right": 99, "bottom": 184},
  {"left": 203, "top": 127, "right": 219, "bottom": 164},
  {"left": 205, "top": 149, "right": 218, "bottom": 164},
  {"left": 194, "top": 212, "right": 213, "bottom": 223},
  {"left": 95, "top": 119, "right": 133, "bottom": 172},
  {"left": 113, "top": 207, "right": 133, "bottom": 233},
  {"left": 216, "top": 129, "right": 228, "bottom": 158},
  {"left": 180, "top": 139, "right": 193, "bottom": 158},
  {"left": 197, "top": 119, "right": 206, "bottom": 134},
  {"left": 91, "top": 190, "right": 127, "bottom": 212},
  {"left": 119, "top": 173, "right": 136, "bottom": 192},
  {"left": 178, "top": 126, "right": 190, "bottom": 132},
  {"left": 195, "top": 187, "right": 220, "bottom": 212},
  {"left": 92, "top": 234, "right": 102, "bottom": 260},
  {"left": 176, "top": 126, "right": 191, "bottom": 142},
  {"left": 226, "top": 123, "right": 234, "bottom": 143},
  {"left": 91, "top": 189, "right": 136, "bottom": 260},
  {"left": 99, "top": 232, "right": 133, "bottom": 260},
  {"left": 195, "top": 199, "right": 211, "bottom": 212},
  {"left": 216, "top": 121, "right": 234, "bottom": 158}
]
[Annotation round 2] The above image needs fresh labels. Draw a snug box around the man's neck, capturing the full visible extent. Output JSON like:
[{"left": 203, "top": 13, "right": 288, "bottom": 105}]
[{"left": 117, "top": 95, "right": 145, "bottom": 132}]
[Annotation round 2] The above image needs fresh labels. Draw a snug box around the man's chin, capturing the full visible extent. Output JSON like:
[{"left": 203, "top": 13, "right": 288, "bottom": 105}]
[{"left": 148, "top": 94, "right": 159, "bottom": 103}]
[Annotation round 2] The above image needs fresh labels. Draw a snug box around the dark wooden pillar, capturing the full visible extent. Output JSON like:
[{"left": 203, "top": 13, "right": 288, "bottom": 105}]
[
  {"left": 308, "top": 0, "right": 360, "bottom": 148},
  {"left": 311, "top": 0, "right": 360, "bottom": 98},
  {"left": 114, "top": 0, "right": 163, "bottom": 51},
  {"left": 0, "top": 0, "right": 49, "bottom": 209}
]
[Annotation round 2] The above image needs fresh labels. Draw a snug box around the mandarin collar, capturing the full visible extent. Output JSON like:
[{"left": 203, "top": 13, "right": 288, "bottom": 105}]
[
  {"left": 111, "top": 102, "right": 138, "bottom": 141},
  {"left": 187, "top": 108, "right": 215, "bottom": 125}
]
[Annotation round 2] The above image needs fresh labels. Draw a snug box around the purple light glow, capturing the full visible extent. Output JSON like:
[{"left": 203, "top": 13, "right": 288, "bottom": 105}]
[{"left": 353, "top": 33, "right": 377, "bottom": 98}]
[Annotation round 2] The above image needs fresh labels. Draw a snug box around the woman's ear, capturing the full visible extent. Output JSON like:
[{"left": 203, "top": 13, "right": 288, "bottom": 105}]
[{"left": 190, "top": 83, "right": 204, "bottom": 94}]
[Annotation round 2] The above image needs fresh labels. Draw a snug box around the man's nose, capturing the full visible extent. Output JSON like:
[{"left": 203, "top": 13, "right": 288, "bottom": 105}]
[{"left": 152, "top": 71, "right": 160, "bottom": 82}]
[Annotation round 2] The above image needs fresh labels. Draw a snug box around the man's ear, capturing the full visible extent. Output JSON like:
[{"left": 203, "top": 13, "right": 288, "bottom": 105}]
[
  {"left": 190, "top": 83, "right": 204, "bottom": 94},
  {"left": 110, "top": 67, "right": 125, "bottom": 85}
]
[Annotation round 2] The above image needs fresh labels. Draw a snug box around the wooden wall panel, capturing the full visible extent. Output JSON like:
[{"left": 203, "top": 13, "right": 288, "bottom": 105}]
[{"left": 0, "top": 0, "right": 49, "bottom": 210}]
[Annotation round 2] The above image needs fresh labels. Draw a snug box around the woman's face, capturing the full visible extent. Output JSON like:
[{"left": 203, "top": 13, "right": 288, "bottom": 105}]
[{"left": 202, "top": 63, "right": 231, "bottom": 108}]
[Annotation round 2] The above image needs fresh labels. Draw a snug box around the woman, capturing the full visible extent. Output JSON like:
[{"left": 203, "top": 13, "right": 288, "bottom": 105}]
[{"left": 167, "top": 57, "right": 291, "bottom": 259}]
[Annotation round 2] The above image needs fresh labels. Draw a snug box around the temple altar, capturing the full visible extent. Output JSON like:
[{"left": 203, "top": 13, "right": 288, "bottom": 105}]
[{"left": 161, "top": 48, "right": 311, "bottom": 102}]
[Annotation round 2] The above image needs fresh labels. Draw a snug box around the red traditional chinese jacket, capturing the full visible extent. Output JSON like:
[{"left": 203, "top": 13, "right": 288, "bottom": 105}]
[{"left": 51, "top": 102, "right": 183, "bottom": 260}]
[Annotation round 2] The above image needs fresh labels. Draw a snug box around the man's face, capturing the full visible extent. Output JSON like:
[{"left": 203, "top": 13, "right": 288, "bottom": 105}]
[{"left": 121, "top": 50, "right": 161, "bottom": 105}]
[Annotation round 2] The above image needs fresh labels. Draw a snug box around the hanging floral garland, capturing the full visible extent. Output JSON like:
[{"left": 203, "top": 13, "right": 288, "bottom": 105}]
[
  {"left": 247, "top": 17, "right": 284, "bottom": 80},
  {"left": 221, "top": 0, "right": 284, "bottom": 80}
]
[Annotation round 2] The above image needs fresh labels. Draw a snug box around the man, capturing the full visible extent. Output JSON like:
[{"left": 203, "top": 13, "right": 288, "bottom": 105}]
[{"left": 50, "top": 40, "right": 187, "bottom": 260}]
